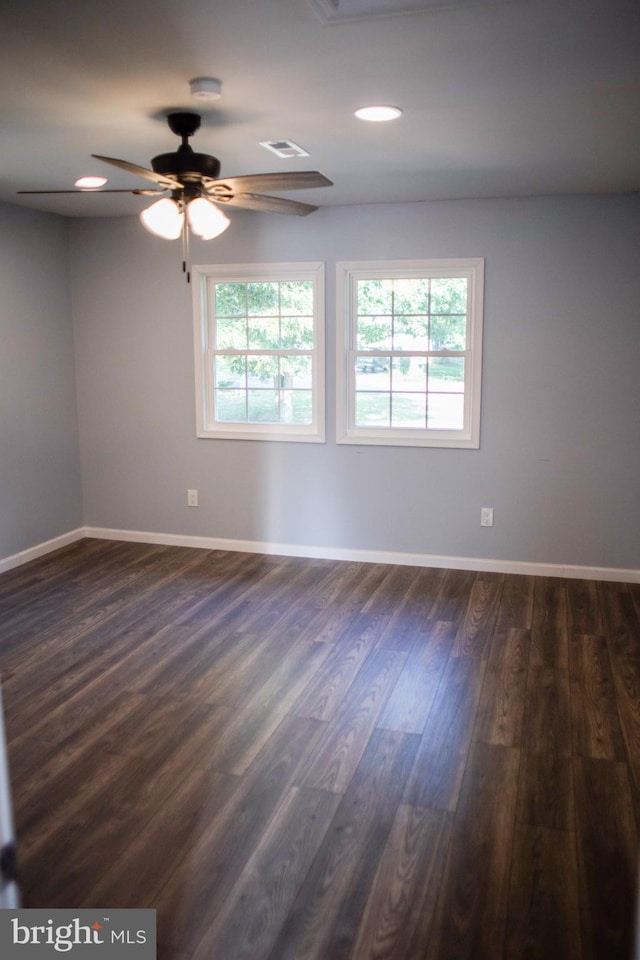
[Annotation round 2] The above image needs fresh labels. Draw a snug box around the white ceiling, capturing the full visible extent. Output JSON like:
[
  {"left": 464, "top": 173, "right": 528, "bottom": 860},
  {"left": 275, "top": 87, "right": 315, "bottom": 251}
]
[{"left": 1, "top": 0, "right": 638, "bottom": 218}]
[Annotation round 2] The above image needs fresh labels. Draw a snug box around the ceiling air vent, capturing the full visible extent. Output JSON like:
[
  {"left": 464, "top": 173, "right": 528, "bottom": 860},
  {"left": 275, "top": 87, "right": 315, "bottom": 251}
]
[
  {"left": 309, "top": 0, "right": 513, "bottom": 23},
  {"left": 259, "top": 140, "right": 310, "bottom": 159}
]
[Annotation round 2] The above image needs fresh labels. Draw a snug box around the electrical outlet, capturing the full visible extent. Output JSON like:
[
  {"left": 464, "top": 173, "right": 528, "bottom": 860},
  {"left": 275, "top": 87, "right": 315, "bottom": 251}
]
[
  {"left": 187, "top": 489, "right": 198, "bottom": 507},
  {"left": 480, "top": 507, "right": 494, "bottom": 527}
]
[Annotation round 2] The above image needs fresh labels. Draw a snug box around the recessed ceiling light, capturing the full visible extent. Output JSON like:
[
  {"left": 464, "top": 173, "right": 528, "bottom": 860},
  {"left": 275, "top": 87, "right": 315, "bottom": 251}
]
[
  {"left": 74, "top": 176, "right": 108, "bottom": 189},
  {"left": 354, "top": 105, "right": 402, "bottom": 122}
]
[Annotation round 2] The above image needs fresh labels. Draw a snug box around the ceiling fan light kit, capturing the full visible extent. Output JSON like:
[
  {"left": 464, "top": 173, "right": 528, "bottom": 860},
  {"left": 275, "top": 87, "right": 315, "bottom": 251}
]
[
  {"left": 139, "top": 193, "right": 230, "bottom": 243},
  {"left": 139, "top": 197, "right": 184, "bottom": 240},
  {"left": 186, "top": 196, "right": 230, "bottom": 239}
]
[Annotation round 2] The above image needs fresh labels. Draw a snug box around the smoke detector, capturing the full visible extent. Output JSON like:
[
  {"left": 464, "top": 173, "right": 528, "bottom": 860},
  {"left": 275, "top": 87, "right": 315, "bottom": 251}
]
[{"left": 189, "top": 77, "right": 222, "bottom": 101}]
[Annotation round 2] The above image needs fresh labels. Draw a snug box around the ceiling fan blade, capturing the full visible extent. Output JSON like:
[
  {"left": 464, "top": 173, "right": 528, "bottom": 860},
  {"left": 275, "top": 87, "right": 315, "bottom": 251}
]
[
  {"left": 17, "top": 188, "right": 158, "bottom": 195},
  {"left": 205, "top": 171, "right": 332, "bottom": 194},
  {"left": 91, "top": 154, "right": 180, "bottom": 188},
  {"left": 221, "top": 192, "right": 318, "bottom": 216}
]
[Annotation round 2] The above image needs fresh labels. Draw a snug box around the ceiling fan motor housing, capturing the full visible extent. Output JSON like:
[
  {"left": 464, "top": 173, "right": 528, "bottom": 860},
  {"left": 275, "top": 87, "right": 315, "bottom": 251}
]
[{"left": 151, "top": 150, "right": 221, "bottom": 180}]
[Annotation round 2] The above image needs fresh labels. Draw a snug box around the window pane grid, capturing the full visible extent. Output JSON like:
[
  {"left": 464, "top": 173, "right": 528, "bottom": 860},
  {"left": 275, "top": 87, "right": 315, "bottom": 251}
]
[
  {"left": 355, "top": 277, "right": 468, "bottom": 355},
  {"left": 342, "top": 264, "right": 481, "bottom": 442},
  {"left": 354, "top": 273, "right": 468, "bottom": 431},
  {"left": 196, "top": 263, "right": 323, "bottom": 442},
  {"left": 213, "top": 350, "right": 314, "bottom": 425},
  {"left": 211, "top": 278, "right": 316, "bottom": 427},
  {"left": 353, "top": 356, "right": 465, "bottom": 428},
  {"left": 215, "top": 280, "right": 314, "bottom": 351}
]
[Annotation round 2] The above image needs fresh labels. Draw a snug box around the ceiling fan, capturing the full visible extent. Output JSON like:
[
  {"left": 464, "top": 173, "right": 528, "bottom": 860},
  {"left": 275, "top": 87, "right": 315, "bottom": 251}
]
[{"left": 18, "top": 111, "right": 333, "bottom": 277}]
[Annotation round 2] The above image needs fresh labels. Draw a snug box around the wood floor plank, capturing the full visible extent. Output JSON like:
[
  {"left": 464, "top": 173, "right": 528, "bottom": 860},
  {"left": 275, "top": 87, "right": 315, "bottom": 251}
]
[
  {"left": 505, "top": 824, "right": 582, "bottom": 960},
  {"left": 15, "top": 746, "right": 137, "bottom": 868},
  {"left": 516, "top": 749, "right": 575, "bottom": 832},
  {"left": 484, "top": 576, "right": 534, "bottom": 681},
  {"left": 428, "top": 741, "right": 521, "bottom": 960},
  {"left": 171, "top": 555, "right": 303, "bottom": 637},
  {"left": 0, "top": 538, "right": 112, "bottom": 598},
  {"left": 1, "top": 547, "right": 214, "bottom": 678},
  {"left": 297, "top": 559, "right": 365, "bottom": 614},
  {"left": 189, "top": 786, "right": 341, "bottom": 960},
  {"left": 569, "top": 634, "right": 627, "bottom": 760},
  {"left": 574, "top": 756, "right": 638, "bottom": 960},
  {"left": 14, "top": 696, "right": 234, "bottom": 883},
  {"left": 0, "top": 551, "right": 150, "bottom": 654},
  {"left": 403, "top": 656, "right": 487, "bottom": 810},
  {"left": 171, "top": 551, "right": 288, "bottom": 628},
  {"left": 201, "top": 638, "right": 332, "bottom": 776},
  {"left": 308, "top": 562, "right": 393, "bottom": 644},
  {"left": 362, "top": 564, "right": 421, "bottom": 616},
  {"left": 10, "top": 689, "right": 212, "bottom": 811},
  {"left": 610, "top": 656, "right": 640, "bottom": 823},
  {"left": 567, "top": 580, "right": 604, "bottom": 637},
  {"left": 0, "top": 537, "right": 156, "bottom": 600},
  {"left": 3, "top": 567, "right": 231, "bottom": 700},
  {"left": 531, "top": 576, "right": 569, "bottom": 668},
  {"left": 629, "top": 582, "right": 640, "bottom": 624},
  {"left": 516, "top": 661, "right": 575, "bottom": 830},
  {"left": 4, "top": 621, "right": 203, "bottom": 742},
  {"left": 376, "top": 566, "right": 446, "bottom": 651},
  {"left": 598, "top": 583, "right": 640, "bottom": 663},
  {"left": 377, "top": 620, "right": 455, "bottom": 735},
  {"left": 351, "top": 803, "right": 453, "bottom": 960},
  {"left": 337, "top": 560, "right": 394, "bottom": 603},
  {"left": 154, "top": 714, "right": 325, "bottom": 954},
  {"left": 77, "top": 763, "right": 241, "bottom": 909},
  {"left": 126, "top": 622, "right": 253, "bottom": 701},
  {"left": 171, "top": 590, "right": 339, "bottom": 708},
  {"left": 473, "top": 626, "right": 529, "bottom": 747},
  {"left": 21, "top": 734, "right": 235, "bottom": 908},
  {"left": 427, "top": 568, "right": 478, "bottom": 624},
  {"left": 522, "top": 665, "right": 572, "bottom": 758},
  {"left": 266, "top": 729, "right": 420, "bottom": 960},
  {"left": 227, "top": 556, "right": 341, "bottom": 632},
  {"left": 451, "top": 577, "right": 502, "bottom": 659},
  {"left": 493, "top": 573, "right": 535, "bottom": 632},
  {"left": 291, "top": 612, "right": 387, "bottom": 722},
  {"left": 297, "top": 647, "right": 407, "bottom": 794}
]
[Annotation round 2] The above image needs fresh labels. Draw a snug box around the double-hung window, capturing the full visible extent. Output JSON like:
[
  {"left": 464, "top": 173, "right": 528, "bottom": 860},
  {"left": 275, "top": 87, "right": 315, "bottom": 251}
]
[
  {"left": 193, "top": 261, "right": 325, "bottom": 442},
  {"left": 336, "top": 258, "right": 484, "bottom": 448}
]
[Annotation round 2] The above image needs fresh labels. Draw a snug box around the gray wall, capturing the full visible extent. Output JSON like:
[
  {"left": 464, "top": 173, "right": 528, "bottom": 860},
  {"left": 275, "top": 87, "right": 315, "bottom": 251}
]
[
  {"left": 0, "top": 203, "right": 83, "bottom": 560},
  {"left": 69, "top": 195, "right": 640, "bottom": 570}
]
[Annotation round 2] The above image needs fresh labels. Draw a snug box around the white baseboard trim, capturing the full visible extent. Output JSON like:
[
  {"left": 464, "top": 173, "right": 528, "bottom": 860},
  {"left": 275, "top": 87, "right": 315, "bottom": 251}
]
[
  {"left": 2, "top": 525, "right": 637, "bottom": 583},
  {"left": 82, "top": 526, "right": 640, "bottom": 583},
  {"left": 0, "top": 528, "right": 86, "bottom": 575}
]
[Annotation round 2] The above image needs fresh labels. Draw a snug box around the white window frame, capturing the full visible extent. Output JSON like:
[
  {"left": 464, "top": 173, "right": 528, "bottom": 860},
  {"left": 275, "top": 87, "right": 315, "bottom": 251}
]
[
  {"left": 336, "top": 258, "right": 484, "bottom": 448},
  {"left": 192, "top": 261, "right": 325, "bottom": 443}
]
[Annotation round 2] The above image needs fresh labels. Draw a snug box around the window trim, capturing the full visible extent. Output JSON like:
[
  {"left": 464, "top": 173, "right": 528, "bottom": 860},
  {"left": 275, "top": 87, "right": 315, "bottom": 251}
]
[
  {"left": 336, "top": 258, "right": 484, "bottom": 448},
  {"left": 192, "top": 261, "right": 325, "bottom": 443}
]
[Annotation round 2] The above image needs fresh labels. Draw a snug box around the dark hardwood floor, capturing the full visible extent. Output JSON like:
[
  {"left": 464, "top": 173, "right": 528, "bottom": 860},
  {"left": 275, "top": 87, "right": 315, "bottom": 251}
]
[{"left": 1, "top": 538, "right": 639, "bottom": 959}]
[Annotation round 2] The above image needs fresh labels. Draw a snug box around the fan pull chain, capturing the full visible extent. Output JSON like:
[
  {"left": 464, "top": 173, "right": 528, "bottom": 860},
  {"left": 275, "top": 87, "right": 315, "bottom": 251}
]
[{"left": 181, "top": 208, "right": 191, "bottom": 283}]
